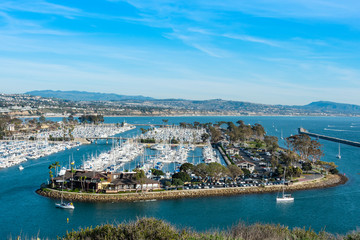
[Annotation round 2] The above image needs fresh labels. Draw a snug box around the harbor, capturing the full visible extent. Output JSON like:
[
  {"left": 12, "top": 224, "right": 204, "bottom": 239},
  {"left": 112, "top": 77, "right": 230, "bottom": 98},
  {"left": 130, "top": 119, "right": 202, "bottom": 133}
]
[
  {"left": 0, "top": 123, "right": 136, "bottom": 169},
  {"left": 0, "top": 116, "right": 359, "bottom": 239}
]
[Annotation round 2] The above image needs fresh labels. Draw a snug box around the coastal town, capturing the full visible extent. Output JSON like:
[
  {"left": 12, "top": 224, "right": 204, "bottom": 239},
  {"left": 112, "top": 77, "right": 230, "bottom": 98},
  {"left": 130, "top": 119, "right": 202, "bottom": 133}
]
[{"left": 2, "top": 92, "right": 360, "bottom": 117}]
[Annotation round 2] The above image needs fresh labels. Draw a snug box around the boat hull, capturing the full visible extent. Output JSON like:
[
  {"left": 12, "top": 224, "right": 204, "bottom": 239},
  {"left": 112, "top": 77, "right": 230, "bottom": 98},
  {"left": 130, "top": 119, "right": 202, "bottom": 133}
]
[{"left": 276, "top": 197, "right": 294, "bottom": 202}]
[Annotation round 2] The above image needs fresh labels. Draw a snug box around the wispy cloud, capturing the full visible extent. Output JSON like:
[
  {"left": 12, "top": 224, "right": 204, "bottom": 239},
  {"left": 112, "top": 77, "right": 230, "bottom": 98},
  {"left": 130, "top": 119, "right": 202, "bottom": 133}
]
[
  {"left": 223, "top": 34, "right": 280, "bottom": 47},
  {"left": 0, "top": 0, "right": 81, "bottom": 17}
]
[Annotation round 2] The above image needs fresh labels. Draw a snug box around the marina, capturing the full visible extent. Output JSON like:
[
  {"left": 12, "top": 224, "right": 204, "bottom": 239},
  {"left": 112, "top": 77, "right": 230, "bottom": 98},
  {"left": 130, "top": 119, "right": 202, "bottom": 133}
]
[
  {"left": 0, "top": 116, "right": 359, "bottom": 238},
  {"left": 0, "top": 123, "right": 136, "bottom": 169}
]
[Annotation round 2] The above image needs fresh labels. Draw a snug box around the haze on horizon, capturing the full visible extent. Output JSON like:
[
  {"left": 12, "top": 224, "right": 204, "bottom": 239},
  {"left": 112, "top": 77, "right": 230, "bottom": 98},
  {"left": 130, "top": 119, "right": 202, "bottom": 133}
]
[{"left": 1, "top": 0, "right": 360, "bottom": 105}]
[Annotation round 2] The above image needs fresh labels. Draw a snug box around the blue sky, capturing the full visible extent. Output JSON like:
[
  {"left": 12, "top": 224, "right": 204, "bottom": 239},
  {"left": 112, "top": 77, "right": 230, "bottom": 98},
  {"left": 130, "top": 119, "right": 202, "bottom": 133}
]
[{"left": 1, "top": 0, "right": 360, "bottom": 105}]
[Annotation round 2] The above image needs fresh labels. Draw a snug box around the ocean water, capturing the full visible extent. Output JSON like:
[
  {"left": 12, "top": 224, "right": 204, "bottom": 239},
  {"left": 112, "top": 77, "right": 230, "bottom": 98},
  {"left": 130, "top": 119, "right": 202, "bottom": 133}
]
[{"left": 1, "top": 116, "right": 360, "bottom": 238}]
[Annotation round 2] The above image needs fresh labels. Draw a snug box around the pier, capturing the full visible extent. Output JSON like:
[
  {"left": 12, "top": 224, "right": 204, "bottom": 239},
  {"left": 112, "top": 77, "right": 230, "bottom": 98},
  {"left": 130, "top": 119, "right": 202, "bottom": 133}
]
[{"left": 298, "top": 128, "right": 360, "bottom": 147}]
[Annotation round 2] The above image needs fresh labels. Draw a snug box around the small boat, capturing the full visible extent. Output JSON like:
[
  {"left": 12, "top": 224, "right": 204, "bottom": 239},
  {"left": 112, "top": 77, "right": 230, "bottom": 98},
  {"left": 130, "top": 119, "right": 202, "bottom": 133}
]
[
  {"left": 336, "top": 143, "right": 341, "bottom": 159},
  {"left": 55, "top": 202, "right": 75, "bottom": 209},
  {"left": 276, "top": 167, "right": 294, "bottom": 202},
  {"left": 55, "top": 176, "right": 75, "bottom": 209},
  {"left": 18, "top": 165, "right": 24, "bottom": 171}
]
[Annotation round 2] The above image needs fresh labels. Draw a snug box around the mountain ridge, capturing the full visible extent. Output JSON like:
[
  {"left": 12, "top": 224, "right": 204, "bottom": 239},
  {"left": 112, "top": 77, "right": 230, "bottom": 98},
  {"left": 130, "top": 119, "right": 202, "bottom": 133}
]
[{"left": 25, "top": 90, "right": 360, "bottom": 115}]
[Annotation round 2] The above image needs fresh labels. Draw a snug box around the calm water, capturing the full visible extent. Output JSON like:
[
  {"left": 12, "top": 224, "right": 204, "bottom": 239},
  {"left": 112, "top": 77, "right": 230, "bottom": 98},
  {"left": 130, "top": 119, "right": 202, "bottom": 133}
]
[{"left": 1, "top": 116, "right": 360, "bottom": 239}]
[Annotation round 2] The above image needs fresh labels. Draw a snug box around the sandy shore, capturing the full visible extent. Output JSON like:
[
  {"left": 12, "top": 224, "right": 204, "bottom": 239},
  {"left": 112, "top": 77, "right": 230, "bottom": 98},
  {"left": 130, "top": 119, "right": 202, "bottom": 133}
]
[{"left": 36, "top": 174, "right": 347, "bottom": 203}]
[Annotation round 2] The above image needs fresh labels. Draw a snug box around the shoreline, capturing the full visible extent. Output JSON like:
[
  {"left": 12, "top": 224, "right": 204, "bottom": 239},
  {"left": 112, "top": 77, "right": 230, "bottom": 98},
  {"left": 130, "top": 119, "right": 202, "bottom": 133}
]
[
  {"left": 36, "top": 174, "right": 347, "bottom": 203},
  {"left": 16, "top": 114, "right": 360, "bottom": 118}
]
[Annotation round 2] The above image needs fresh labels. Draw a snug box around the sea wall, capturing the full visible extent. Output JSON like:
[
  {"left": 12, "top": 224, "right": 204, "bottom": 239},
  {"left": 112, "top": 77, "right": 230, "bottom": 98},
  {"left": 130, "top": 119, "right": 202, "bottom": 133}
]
[{"left": 36, "top": 174, "right": 347, "bottom": 203}]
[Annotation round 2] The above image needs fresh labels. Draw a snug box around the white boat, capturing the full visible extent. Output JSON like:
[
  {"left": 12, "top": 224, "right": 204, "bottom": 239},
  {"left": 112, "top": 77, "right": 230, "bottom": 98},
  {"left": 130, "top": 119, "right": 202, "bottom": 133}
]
[
  {"left": 276, "top": 168, "right": 294, "bottom": 202},
  {"left": 55, "top": 177, "right": 75, "bottom": 209},
  {"left": 55, "top": 202, "right": 75, "bottom": 209},
  {"left": 336, "top": 143, "right": 341, "bottom": 159},
  {"left": 18, "top": 165, "right": 24, "bottom": 171}
]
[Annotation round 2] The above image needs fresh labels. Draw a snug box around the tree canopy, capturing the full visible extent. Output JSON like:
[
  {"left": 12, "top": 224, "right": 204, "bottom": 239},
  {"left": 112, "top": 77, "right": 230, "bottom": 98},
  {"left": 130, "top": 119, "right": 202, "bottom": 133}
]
[{"left": 286, "top": 134, "right": 323, "bottom": 162}]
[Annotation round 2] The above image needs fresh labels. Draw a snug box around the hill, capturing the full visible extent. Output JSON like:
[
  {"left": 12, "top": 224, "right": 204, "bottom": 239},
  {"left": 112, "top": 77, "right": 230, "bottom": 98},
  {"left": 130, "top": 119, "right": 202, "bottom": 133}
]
[
  {"left": 26, "top": 90, "right": 154, "bottom": 101},
  {"left": 300, "top": 101, "right": 360, "bottom": 114},
  {"left": 24, "top": 90, "right": 360, "bottom": 116}
]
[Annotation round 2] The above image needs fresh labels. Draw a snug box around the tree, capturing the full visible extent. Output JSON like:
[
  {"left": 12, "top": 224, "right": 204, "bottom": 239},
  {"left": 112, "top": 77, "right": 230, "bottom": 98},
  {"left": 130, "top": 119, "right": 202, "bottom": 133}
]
[
  {"left": 302, "top": 162, "right": 312, "bottom": 172},
  {"left": 241, "top": 168, "right": 251, "bottom": 176},
  {"left": 193, "top": 163, "right": 209, "bottom": 182},
  {"left": 286, "top": 134, "right": 323, "bottom": 163},
  {"left": 68, "top": 115, "right": 74, "bottom": 122},
  {"left": 288, "top": 166, "right": 302, "bottom": 178},
  {"left": 236, "top": 120, "right": 245, "bottom": 126},
  {"left": 280, "top": 150, "right": 298, "bottom": 167},
  {"left": 39, "top": 115, "right": 46, "bottom": 123},
  {"left": 209, "top": 126, "right": 222, "bottom": 143},
  {"left": 78, "top": 115, "right": 104, "bottom": 124},
  {"left": 164, "top": 180, "right": 171, "bottom": 187},
  {"left": 252, "top": 123, "right": 265, "bottom": 140},
  {"left": 227, "top": 165, "right": 243, "bottom": 180},
  {"left": 172, "top": 178, "right": 183, "bottom": 188},
  {"left": 53, "top": 161, "right": 60, "bottom": 177},
  {"left": 264, "top": 135, "right": 279, "bottom": 153},
  {"left": 134, "top": 168, "right": 147, "bottom": 192},
  {"left": 151, "top": 169, "right": 165, "bottom": 177},
  {"left": 207, "top": 162, "right": 228, "bottom": 182},
  {"left": 48, "top": 164, "right": 54, "bottom": 188},
  {"left": 201, "top": 133, "right": 210, "bottom": 142},
  {"left": 180, "top": 163, "right": 194, "bottom": 174},
  {"left": 162, "top": 119, "right": 168, "bottom": 126},
  {"left": 275, "top": 165, "right": 284, "bottom": 177},
  {"left": 172, "top": 172, "right": 191, "bottom": 183}
]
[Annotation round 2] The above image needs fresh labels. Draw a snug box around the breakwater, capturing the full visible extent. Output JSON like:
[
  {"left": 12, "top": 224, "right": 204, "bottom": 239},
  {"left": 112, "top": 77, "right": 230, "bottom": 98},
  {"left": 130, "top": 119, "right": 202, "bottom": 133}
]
[
  {"left": 299, "top": 128, "right": 360, "bottom": 147},
  {"left": 37, "top": 174, "right": 347, "bottom": 203}
]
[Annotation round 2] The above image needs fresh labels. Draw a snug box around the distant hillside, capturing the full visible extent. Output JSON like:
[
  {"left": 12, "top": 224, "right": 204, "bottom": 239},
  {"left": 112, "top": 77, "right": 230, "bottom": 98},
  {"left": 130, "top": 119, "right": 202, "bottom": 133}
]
[
  {"left": 298, "top": 101, "right": 360, "bottom": 114},
  {"left": 23, "top": 90, "right": 360, "bottom": 116},
  {"left": 26, "top": 90, "right": 154, "bottom": 101}
]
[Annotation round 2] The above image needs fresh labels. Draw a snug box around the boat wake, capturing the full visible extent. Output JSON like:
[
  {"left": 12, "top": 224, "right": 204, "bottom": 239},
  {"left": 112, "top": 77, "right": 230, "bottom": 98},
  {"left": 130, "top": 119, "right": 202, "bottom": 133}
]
[{"left": 324, "top": 128, "right": 360, "bottom": 132}]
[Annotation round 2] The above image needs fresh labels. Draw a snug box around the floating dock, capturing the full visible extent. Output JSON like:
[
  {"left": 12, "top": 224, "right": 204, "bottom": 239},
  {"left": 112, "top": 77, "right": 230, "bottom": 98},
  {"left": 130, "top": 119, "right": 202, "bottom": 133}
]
[{"left": 298, "top": 128, "right": 360, "bottom": 147}]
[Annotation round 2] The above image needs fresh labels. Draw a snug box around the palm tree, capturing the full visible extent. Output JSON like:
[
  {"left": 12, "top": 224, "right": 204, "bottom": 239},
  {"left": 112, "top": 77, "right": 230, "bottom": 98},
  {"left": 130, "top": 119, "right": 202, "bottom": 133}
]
[
  {"left": 53, "top": 161, "right": 60, "bottom": 177},
  {"left": 48, "top": 164, "right": 54, "bottom": 188},
  {"left": 84, "top": 176, "right": 87, "bottom": 191},
  {"left": 71, "top": 166, "right": 76, "bottom": 190}
]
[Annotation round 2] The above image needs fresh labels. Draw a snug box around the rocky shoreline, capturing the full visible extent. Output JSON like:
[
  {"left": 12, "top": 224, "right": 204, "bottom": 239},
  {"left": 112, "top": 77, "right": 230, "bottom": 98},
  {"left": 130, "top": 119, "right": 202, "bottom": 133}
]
[{"left": 36, "top": 174, "right": 347, "bottom": 203}]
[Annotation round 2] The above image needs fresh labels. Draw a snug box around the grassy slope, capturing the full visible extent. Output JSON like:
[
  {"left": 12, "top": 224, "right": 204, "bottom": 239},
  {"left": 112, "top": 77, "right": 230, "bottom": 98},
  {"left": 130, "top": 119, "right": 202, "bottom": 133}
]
[{"left": 60, "top": 218, "right": 360, "bottom": 240}]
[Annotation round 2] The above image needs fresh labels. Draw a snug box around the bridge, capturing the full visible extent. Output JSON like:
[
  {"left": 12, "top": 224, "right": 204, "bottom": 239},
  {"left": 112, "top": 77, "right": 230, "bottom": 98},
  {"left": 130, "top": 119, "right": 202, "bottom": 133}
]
[{"left": 298, "top": 128, "right": 360, "bottom": 147}]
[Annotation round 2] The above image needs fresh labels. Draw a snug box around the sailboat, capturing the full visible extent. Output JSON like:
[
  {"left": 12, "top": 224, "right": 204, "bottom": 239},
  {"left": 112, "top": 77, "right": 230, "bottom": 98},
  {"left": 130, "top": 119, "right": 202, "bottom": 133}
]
[
  {"left": 55, "top": 177, "right": 75, "bottom": 209},
  {"left": 336, "top": 143, "right": 341, "bottom": 159},
  {"left": 276, "top": 167, "right": 294, "bottom": 202},
  {"left": 18, "top": 165, "right": 24, "bottom": 171}
]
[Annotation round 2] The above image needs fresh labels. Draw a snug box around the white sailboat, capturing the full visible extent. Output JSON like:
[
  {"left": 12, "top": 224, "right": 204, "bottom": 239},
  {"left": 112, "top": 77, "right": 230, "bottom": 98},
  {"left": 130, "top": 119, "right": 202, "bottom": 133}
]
[
  {"left": 276, "top": 167, "right": 294, "bottom": 202},
  {"left": 55, "top": 178, "right": 75, "bottom": 209},
  {"left": 336, "top": 143, "right": 341, "bottom": 159}
]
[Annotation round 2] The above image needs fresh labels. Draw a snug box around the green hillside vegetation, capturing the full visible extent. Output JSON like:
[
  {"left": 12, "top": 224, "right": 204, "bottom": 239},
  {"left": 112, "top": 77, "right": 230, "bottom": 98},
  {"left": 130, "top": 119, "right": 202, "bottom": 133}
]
[{"left": 59, "top": 218, "right": 360, "bottom": 240}]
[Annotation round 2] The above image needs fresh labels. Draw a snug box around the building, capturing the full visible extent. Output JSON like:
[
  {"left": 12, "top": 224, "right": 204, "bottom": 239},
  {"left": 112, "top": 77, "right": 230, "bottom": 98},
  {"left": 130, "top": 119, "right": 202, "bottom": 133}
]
[
  {"left": 236, "top": 160, "right": 256, "bottom": 173},
  {"left": 53, "top": 170, "right": 160, "bottom": 193}
]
